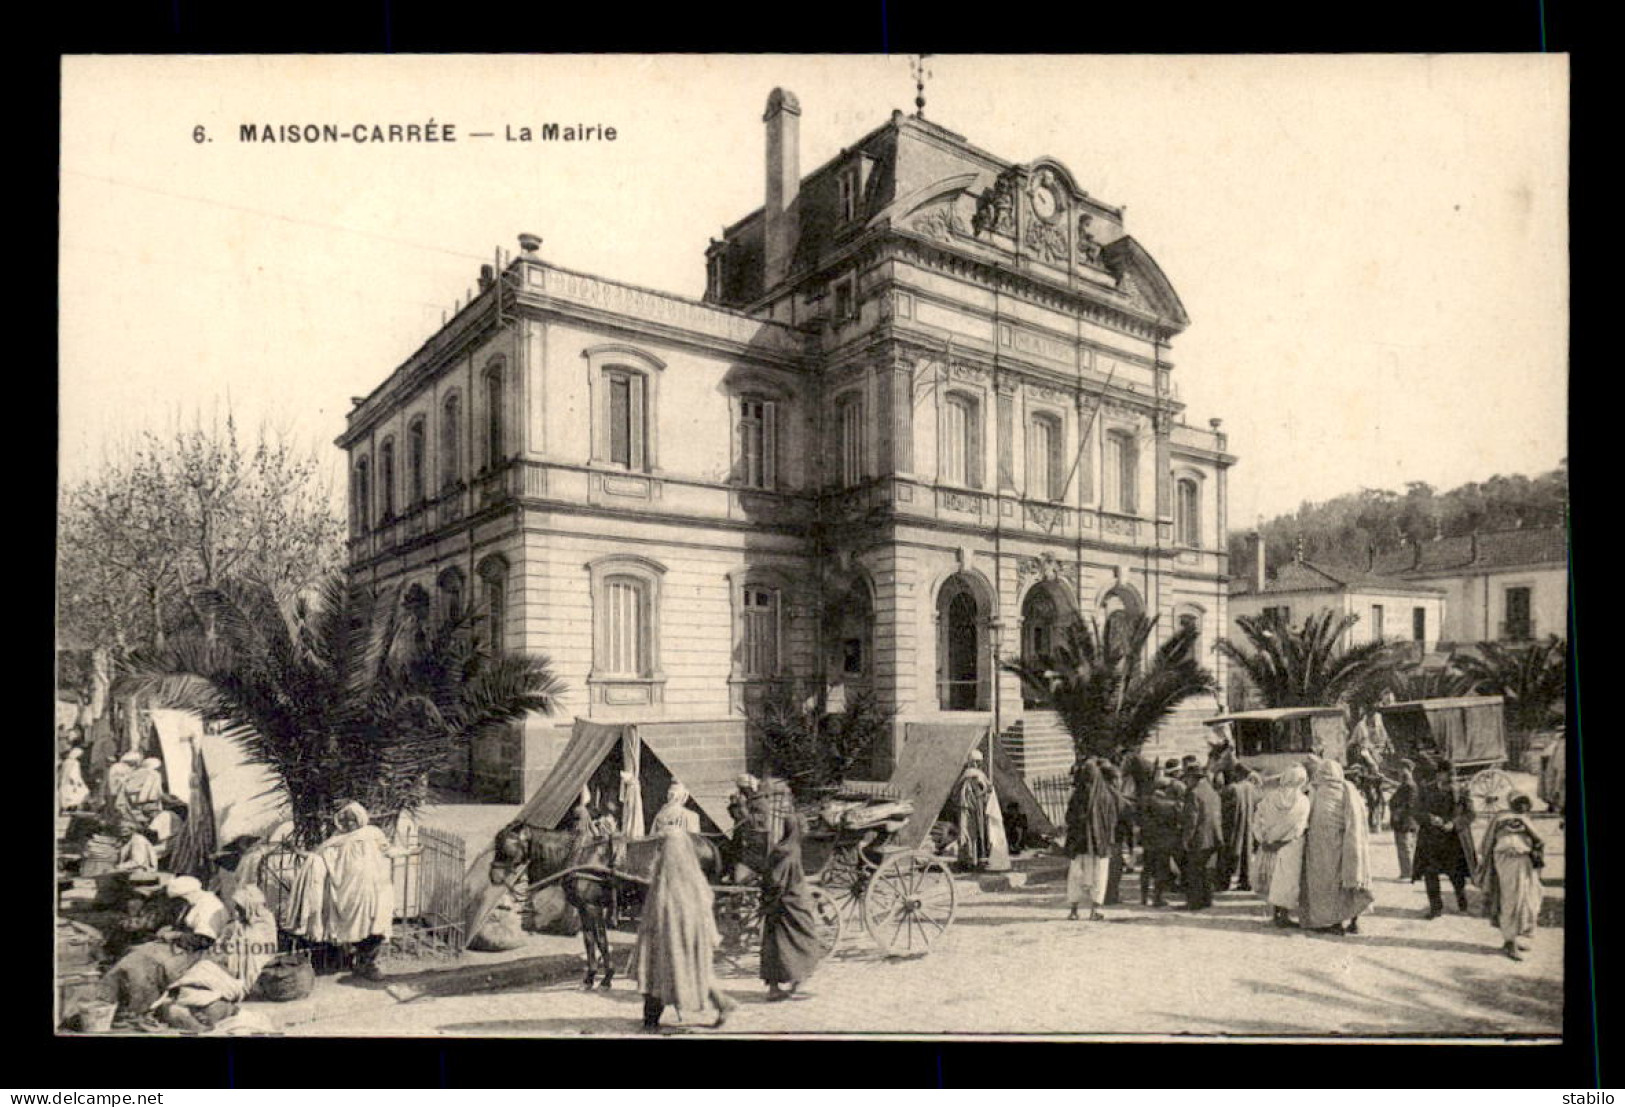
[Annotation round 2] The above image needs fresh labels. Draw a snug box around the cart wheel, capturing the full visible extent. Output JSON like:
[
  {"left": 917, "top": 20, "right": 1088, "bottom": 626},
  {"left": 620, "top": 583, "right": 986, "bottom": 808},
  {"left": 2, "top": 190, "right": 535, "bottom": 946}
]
[
  {"left": 819, "top": 842, "right": 868, "bottom": 932},
  {"left": 1468, "top": 768, "right": 1517, "bottom": 815},
  {"left": 714, "top": 886, "right": 763, "bottom": 971},
  {"left": 862, "top": 851, "right": 956, "bottom": 956},
  {"left": 808, "top": 885, "right": 844, "bottom": 954}
]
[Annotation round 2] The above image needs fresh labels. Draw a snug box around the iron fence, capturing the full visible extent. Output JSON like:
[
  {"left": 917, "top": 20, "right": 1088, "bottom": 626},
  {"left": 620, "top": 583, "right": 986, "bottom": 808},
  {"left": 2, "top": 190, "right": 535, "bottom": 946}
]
[{"left": 255, "top": 824, "right": 468, "bottom": 962}]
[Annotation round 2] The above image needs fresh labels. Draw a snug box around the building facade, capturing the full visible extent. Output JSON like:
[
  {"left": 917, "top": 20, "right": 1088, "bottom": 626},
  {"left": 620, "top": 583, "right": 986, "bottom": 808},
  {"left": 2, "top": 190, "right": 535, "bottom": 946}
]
[{"left": 338, "top": 91, "right": 1235, "bottom": 807}]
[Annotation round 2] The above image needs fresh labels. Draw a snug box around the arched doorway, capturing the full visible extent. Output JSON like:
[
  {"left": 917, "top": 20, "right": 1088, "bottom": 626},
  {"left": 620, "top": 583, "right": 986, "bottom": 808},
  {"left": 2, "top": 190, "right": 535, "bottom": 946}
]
[
  {"left": 1100, "top": 583, "right": 1145, "bottom": 657},
  {"left": 936, "top": 573, "right": 990, "bottom": 711},
  {"left": 1020, "top": 581, "right": 1078, "bottom": 707},
  {"left": 824, "top": 576, "right": 875, "bottom": 693}
]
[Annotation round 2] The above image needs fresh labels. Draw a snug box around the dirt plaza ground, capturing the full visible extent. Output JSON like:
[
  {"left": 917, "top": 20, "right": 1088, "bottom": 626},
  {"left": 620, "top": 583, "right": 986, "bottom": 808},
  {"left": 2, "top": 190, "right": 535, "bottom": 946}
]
[{"left": 258, "top": 811, "right": 1565, "bottom": 1040}]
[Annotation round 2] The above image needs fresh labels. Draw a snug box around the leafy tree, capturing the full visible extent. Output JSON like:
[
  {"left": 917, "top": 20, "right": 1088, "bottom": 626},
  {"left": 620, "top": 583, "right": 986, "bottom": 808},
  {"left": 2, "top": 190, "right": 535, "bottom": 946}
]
[
  {"left": 117, "top": 575, "right": 565, "bottom": 846},
  {"left": 1386, "top": 658, "right": 1479, "bottom": 703},
  {"left": 749, "top": 687, "right": 893, "bottom": 802},
  {"left": 1217, "top": 610, "right": 1402, "bottom": 712},
  {"left": 59, "top": 412, "right": 344, "bottom": 656},
  {"left": 1004, "top": 614, "right": 1215, "bottom": 762}
]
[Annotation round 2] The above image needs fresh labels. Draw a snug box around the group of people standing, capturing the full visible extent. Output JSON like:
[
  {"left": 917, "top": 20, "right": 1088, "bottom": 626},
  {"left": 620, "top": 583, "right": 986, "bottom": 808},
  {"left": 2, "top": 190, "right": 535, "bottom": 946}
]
[
  {"left": 631, "top": 774, "right": 828, "bottom": 1032},
  {"left": 1058, "top": 746, "right": 1549, "bottom": 960}
]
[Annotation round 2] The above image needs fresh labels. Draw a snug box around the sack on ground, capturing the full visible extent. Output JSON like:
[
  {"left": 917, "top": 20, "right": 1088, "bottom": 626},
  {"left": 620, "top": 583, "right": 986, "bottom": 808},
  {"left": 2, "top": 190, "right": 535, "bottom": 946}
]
[{"left": 256, "top": 954, "right": 314, "bottom": 1002}]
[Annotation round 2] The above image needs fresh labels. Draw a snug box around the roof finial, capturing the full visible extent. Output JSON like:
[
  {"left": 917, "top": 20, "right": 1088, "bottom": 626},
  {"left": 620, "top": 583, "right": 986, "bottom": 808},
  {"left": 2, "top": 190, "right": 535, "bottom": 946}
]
[{"left": 911, "top": 54, "right": 933, "bottom": 118}]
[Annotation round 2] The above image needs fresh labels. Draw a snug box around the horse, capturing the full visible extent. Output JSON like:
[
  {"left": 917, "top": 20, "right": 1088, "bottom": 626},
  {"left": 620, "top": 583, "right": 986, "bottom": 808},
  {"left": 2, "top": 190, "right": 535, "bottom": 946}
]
[{"left": 490, "top": 822, "right": 728, "bottom": 991}]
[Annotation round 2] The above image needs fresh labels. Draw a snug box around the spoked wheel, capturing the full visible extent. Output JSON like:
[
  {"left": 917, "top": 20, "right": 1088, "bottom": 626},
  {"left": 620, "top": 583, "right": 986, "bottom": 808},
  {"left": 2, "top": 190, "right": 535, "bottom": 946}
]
[
  {"left": 808, "top": 885, "right": 844, "bottom": 955},
  {"left": 1468, "top": 768, "right": 1517, "bottom": 815},
  {"left": 861, "top": 850, "right": 956, "bottom": 956},
  {"left": 713, "top": 885, "right": 763, "bottom": 971},
  {"left": 818, "top": 842, "right": 869, "bottom": 936}
]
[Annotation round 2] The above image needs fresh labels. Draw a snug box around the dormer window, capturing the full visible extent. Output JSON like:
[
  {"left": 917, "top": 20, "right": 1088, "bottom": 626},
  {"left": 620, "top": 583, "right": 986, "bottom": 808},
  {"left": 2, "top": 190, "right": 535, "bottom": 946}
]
[{"left": 839, "top": 167, "right": 860, "bottom": 222}]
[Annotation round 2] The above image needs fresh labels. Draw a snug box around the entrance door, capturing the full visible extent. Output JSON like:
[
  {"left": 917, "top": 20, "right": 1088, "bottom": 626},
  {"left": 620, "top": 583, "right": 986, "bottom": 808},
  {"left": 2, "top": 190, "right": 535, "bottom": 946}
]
[{"left": 946, "top": 592, "right": 980, "bottom": 711}]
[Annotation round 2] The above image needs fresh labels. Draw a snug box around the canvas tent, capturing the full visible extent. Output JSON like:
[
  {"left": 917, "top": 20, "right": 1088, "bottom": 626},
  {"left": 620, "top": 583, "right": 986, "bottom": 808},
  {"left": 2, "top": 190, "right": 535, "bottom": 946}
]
[
  {"left": 145, "top": 709, "right": 290, "bottom": 845},
  {"left": 509, "top": 719, "right": 732, "bottom": 837}
]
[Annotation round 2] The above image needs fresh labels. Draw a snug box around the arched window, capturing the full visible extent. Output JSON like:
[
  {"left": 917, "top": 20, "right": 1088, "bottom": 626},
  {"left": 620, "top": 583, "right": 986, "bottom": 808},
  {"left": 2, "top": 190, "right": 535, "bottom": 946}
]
[
  {"left": 478, "top": 555, "right": 509, "bottom": 655},
  {"left": 379, "top": 438, "right": 397, "bottom": 520},
  {"left": 587, "top": 346, "right": 663, "bottom": 473},
  {"left": 1104, "top": 430, "right": 1138, "bottom": 515},
  {"left": 483, "top": 362, "right": 505, "bottom": 469},
  {"left": 353, "top": 456, "right": 371, "bottom": 533},
  {"left": 836, "top": 392, "right": 865, "bottom": 486},
  {"left": 407, "top": 417, "right": 427, "bottom": 508},
  {"left": 936, "top": 573, "right": 990, "bottom": 711},
  {"left": 737, "top": 395, "right": 778, "bottom": 490},
  {"left": 437, "top": 566, "right": 465, "bottom": 625},
  {"left": 1176, "top": 477, "right": 1201, "bottom": 546},
  {"left": 942, "top": 392, "right": 982, "bottom": 489},
  {"left": 440, "top": 392, "right": 461, "bottom": 489},
  {"left": 587, "top": 555, "right": 667, "bottom": 706},
  {"left": 1028, "top": 412, "right": 1062, "bottom": 502}
]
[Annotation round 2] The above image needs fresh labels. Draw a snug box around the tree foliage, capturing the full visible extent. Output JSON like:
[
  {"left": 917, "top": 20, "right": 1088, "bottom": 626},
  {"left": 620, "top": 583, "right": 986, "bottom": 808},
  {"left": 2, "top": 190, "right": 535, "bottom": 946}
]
[
  {"left": 117, "top": 575, "right": 566, "bottom": 846},
  {"left": 1229, "top": 463, "right": 1567, "bottom": 574},
  {"left": 58, "top": 412, "right": 345, "bottom": 654},
  {"left": 1454, "top": 635, "right": 1567, "bottom": 735},
  {"left": 1005, "top": 614, "right": 1216, "bottom": 762},
  {"left": 749, "top": 687, "right": 894, "bottom": 802},
  {"left": 1217, "top": 610, "right": 1402, "bottom": 711}
]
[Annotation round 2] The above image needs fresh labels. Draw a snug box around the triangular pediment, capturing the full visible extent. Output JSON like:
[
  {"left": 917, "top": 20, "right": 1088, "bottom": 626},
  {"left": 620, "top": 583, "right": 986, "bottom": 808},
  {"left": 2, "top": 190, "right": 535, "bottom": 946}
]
[{"left": 1102, "top": 235, "right": 1190, "bottom": 330}]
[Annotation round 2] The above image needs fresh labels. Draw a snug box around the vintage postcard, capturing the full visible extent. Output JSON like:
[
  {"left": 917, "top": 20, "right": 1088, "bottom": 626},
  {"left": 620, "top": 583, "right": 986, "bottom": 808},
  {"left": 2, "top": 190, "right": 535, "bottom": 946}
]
[{"left": 57, "top": 54, "right": 1569, "bottom": 1040}]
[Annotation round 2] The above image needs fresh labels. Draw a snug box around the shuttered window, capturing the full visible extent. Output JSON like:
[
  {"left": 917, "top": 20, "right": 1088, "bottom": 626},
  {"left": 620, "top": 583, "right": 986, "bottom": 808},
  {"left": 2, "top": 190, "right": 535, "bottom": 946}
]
[
  {"left": 1029, "top": 414, "right": 1061, "bottom": 502},
  {"left": 943, "top": 393, "right": 981, "bottom": 489},
  {"left": 1177, "top": 479, "right": 1200, "bottom": 545},
  {"left": 441, "top": 393, "right": 461, "bottom": 488},
  {"left": 838, "top": 394, "right": 864, "bottom": 486},
  {"left": 605, "top": 370, "right": 647, "bottom": 470},
  {"left": 740, "top": 397, "right": 777, "bottom": 489},
  {"left": 741, "top": 586, "right": 779, "bottom": 678},
  {"left": 603, "top": 575, "right": 648, "bottom": 676},
  {"left": 1106, "top": 431, "right": 1137, "bottom": 514}
]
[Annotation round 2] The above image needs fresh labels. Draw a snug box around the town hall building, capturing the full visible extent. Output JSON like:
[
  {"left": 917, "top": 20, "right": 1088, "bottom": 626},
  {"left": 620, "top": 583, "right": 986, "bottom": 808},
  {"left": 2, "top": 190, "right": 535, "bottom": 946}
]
[{"left": 338, "top": 90, "right": 1237, "bottom": 816}]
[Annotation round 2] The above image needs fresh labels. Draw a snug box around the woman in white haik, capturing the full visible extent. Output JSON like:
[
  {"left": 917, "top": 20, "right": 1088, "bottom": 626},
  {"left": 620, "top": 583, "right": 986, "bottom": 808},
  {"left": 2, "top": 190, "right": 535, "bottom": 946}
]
[{"left": 1251, "top": 764, "right": 1311, "bottom": 929}]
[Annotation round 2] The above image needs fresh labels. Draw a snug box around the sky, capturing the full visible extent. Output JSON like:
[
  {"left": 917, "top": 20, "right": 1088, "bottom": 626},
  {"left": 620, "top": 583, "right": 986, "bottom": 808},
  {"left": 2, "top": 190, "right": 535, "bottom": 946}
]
[{"left": 59, "top": 54, "right": 1568, "bottom": 529}]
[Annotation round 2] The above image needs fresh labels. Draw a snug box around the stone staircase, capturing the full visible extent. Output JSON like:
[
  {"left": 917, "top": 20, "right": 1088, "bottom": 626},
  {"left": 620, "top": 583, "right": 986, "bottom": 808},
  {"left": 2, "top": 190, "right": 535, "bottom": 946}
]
[
  {"left": 1143, "top": 697, "right": 1224, "bottom": 765},
  {"left": 1000, "top": 710, "right": 1074, "bottom": 781}
]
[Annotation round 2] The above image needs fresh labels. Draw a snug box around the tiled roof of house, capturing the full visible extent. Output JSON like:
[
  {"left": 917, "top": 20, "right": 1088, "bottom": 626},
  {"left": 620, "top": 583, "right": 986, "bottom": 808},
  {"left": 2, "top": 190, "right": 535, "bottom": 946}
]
[
  {"left": 1370, "top": 525, "right": 1567, "bottom": 577},
  {"left": 1230, "top": 558, "right": 1445, "bottom": 597}
]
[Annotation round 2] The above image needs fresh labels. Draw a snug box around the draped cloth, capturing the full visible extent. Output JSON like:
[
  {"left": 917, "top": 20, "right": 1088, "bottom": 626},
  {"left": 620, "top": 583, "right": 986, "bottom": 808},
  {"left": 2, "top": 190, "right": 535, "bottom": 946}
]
[
  {"left": 651, "top": 784, "right": 701, "bottom": 835},
  {"left": 1253, "top": 766, "right": 1311, "bottom": 910},
  {"left": 1224, "top": 776, "right": 1262, "bottom": 882},
  {"left": 950, "top": 767, "right": 992, "bottom": 868},
  {"left": 215, "top": 886, "right": 279, "bottom": 994},
  {"left": 59, "top": 752, "right": 90, "bottom": 811},
  {"left": 759, "top": 815, "right": 824, "bottom": 986},
  {"left": 1477, "top": 813, "right": 1544, "bottom": 942},
  {"left": 1299, "top": 761, "right": 1374, "bottom": 928},
  {"left": 634, "top": 825, "right": 722, "bottom": 1014},
  {"left": 287, "top": 803, "right": 395, "bottom": 945},
  {"left": 1064, "top": 761, "right": 1120, "bottom": 858}
]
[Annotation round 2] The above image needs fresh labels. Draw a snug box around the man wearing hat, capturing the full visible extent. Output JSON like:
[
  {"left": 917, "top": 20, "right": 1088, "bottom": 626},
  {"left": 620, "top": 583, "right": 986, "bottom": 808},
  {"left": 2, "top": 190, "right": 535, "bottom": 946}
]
[
  {"left": 1388, "top": 757, "right": 1420, "bottom": 881},
  {"left": 1179, "top": 763, "right": 1224, "bottom": 910}
]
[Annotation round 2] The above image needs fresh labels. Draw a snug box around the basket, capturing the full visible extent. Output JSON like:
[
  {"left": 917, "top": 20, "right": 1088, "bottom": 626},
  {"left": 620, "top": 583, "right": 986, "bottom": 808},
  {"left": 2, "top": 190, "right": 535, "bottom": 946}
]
[
  {"left": 76, "top": 1001, "right": 116, "bottom": 1032},
  {"left": 257, "top": 954, "right": 315, "bottom": 1002}
]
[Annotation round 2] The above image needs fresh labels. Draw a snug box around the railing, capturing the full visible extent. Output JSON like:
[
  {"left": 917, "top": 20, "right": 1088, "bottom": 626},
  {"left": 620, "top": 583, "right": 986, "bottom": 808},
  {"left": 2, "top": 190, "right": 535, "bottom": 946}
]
[
  {"left": 936, "top": 680, "right": 984, "bottom": 712},
  {"left": 255, "top": 824, "right": 468, "bottom": 962},
  {"left": 1028, "top": 771, "right": 1074, "bottom": 830}
]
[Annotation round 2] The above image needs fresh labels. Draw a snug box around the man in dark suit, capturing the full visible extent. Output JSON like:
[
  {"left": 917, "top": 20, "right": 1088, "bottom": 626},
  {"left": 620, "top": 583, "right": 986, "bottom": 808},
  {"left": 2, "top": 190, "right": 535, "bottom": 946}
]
[{"left": 1180, "top": 766, "right": 1224, "bottom": 910}]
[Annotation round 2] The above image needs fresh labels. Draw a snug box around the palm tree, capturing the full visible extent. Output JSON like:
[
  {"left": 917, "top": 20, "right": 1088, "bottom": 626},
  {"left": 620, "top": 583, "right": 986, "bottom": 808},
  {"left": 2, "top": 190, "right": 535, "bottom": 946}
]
[
  {"left": 1004, "top": 614, "right": 1215, "bottom": 762},
  {"left": 118, "top": 574, "right": 566, "bottom": 846},
  {"left": 1455, "top": 636, "right": 1567, "bottom": 763},
  {"left": 1217, "top": 609, "right": 1401, "bottom": 711}
]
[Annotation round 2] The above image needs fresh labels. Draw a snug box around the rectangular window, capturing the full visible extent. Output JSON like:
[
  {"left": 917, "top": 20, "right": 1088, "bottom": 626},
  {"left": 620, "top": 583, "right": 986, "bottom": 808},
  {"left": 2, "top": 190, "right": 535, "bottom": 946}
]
[
  {"left": 1263, "top": 605, "right": 1292, "bottom": 624},
  {"left": 604, "top": 371, "right": 646, "bottom": 470},
  {"left": 1028, "top": 417, "right": 1054, "bottom": 502},
  {"left": 380, "top": 442, "right": 396, "bottom": 520},
  {"left": 605, "top": 577, "right": 646, "bottom": 675},
  {"left": 834, "top": 279, "right": 855, "bottom": 322},
  {"left": 408, "top": 421, "right": 426, "bottom": 506},
  {"left": 740, "top": 398, "right": 777, "bottom": 489},
  {"left": 1177, "top": 480, "right": 1200, "bottom": 546},
  {"left": 839, "top": 395, "right": 864, "bottom": 486},
  {"left": 943, "top": 395, "right": 981, "bottom": 489},
  {"left": 1505, "top": 586, "right": 1532, "bottom": 640},
  {"left": 1106, "top": 432, "right": 1137, "bottom": 514},
  {"left": 839, "top": 170, "right": 858, "bottom": 222},
  {"left": 1370, "top": 604, "right": 1385, "bottom": 642},
  {"left": 741, "top": 587, "right": 779, "bottom": 678},
  {"left": 1413, "top": 606, "right": 1426, "bottom": 643}
]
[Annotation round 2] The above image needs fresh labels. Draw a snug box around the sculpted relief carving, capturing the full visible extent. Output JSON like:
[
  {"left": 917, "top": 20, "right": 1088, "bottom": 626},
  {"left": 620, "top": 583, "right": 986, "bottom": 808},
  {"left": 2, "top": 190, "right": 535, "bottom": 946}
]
[
  {"left": 1077, "top": 213, "right": 1104, "bottom": 266},
  {"left": 911, "top": 201, "right": 969, "bottom": 243},
  {"left": 972, "top": 168, "right": 1019, "bottom": 238}
]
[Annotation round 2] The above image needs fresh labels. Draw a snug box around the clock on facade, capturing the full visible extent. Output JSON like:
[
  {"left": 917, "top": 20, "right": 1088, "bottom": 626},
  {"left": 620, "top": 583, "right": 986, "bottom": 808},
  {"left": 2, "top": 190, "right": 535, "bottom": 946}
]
[{"left": 1031, "top": 183, "right": 1059, "bottom": 221}]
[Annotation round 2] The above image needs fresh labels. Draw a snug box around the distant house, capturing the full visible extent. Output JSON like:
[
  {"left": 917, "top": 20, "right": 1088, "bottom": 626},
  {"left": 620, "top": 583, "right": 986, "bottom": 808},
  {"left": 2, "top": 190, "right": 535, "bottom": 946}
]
[
  {"left": 1371, "top": 524, "right": 1567, "bottom": 647},
  {"left": 1227, "top": 535, "right": 1447, "bottom": 709}
]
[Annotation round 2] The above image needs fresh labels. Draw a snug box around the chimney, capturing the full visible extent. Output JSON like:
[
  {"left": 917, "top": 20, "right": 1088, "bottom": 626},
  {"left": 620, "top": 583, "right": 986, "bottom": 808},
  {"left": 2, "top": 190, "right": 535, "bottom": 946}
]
[
  {"left": 1411, "top": 536, "right": 1423, "bottom": 571},
  {"left": 763, "top": 88, "right": 802, "bottom": 291},
  {"left": 478, "top": 264, "right": 494, "bottom": 292},
  {"left": 1247, "top": 531, "right": 1267, "bottom": 594}
]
